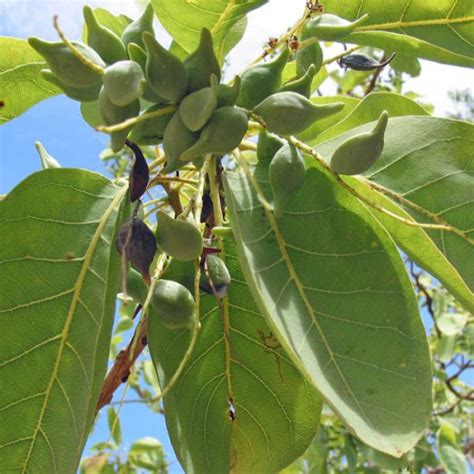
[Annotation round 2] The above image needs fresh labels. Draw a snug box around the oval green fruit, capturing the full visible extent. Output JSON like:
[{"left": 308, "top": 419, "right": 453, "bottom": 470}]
[
  {"left": 126, "top": 267, "right": 148, "bottom": 304},
  {"left": 200, "top": 254, "right": 231, "bottom": 298},
  {"left": 254, "top": 91, "right": 345, "bottom": 135},
  {"left": 127, "top": 43, "right": 165, "bottom": 103},
  {"left": 155, "top": 211, "right": 203, "bottom": 261},
  {"left": 217, "top": 76, "right": 241, "bottom": 108},
  {"left": 178, "top": 76, "right": 218, "bottom": 131},
  {"left": 98, "top": 86, "right": 140, "bottom": 152},
  {"left": 128, "top": 104, "right": 174, "bottom": 146},
  {"left": 280, "top": 64, "right": 317, "bottom": 98},
  {"left": 303, "top": 13, "right": 369, "bottom": 41},
  {"left": 143, "top": 32, "right": 189, "bottom": 103},
  {"left": 330, "top": 111, "right": 389, "bottom": 175},
  {"left": 41, "top": 69, "right": 101, "bottom": 102},
  {"left": 28, "top": 37, "right": 105, "bottom": 88},
  {"left": 121, "top": 3, "right": 155, "bottom": 50},
  {"left": 256, "top": 131, "right": 285, "bottom": 162},
  {"left": 269, "top": 144, "right": 305, "bottom": 219},
  {"left": 183, "top": 28, "right": 221, "bottom": 93},
  {"left": 83, "top": 6, "right": 127, "bottom": 64},
  {"left": 237, "top": 48, "right": 289, "bottom": 110},
  {"left": 150, "top": 279, "right": 195, "bottom": 329},
  {"left": 103, "top": 60, "right": 146, "bottom": 106},
  {"left": 180, "top": 106, "right": 248, "bottom": 162},
  {"left": 162, "top": 111, "right": 200, "bottom": 173}
]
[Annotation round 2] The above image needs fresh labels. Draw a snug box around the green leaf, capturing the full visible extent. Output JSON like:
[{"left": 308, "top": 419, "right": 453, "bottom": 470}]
[
  {"left": 297, "top": 95, "right": 360, "bottom": 144},
  {"left": 0, "top": 37, "right": 59, "bottom": 124},
  {"left": 107, "top": 407, "right": 122, "bottom": 446},
  {"left": 309, "top": 92, "right": 428, "bottom": 145},
  {"left": 148, "top": 239, "right": 322, "bottom": 473},
  {"left": 437, "top": 423, "right": 468, "bottom": 474},
  {"left": 129, "top": 437, "right": 167, "bottom": 471},
  {"left": 224, "top": 160, "right": 432, "bottom": 457},
  {"left": 150, "top": 0, "right": 268, "bottom": 62},
  {"left": 323, "top": 0, "right": 474, "bottom": 67},
  {"left": 0, "top": 169, "right": 127, "bottom": 472},
  {"left": 317, "top": 116, "right": 474, "bottom": 308},
  {"left": 338, "top": 178, "right": 474, "bottom": 314}
]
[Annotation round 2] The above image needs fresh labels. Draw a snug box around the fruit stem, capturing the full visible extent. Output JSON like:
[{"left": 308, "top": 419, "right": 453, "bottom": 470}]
[
  {"left": 96, "top": 105, "right": 177, "bottom": 134},
  {"left": 322, "top": 45, "right": 362, "bottom": 66},
  {"left": 147, "top": 157, "right": 212, "bottom": 404},
  {"left": 53, "top": 15, "right": 105, "bottom": 75}
]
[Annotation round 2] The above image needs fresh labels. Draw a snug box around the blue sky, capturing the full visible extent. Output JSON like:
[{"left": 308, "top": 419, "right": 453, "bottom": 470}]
[{"left": 1, "top": 1, "right": 473, "bottom": 473}]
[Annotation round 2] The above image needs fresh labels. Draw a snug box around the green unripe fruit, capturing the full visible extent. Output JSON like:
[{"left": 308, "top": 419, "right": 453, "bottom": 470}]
[
  {"left": 41, "top": 69, "right": 101, "bottom": 102},
  {"left": 162, "top": 111, "right": 200, "bottom": 173},
  {"left": 200, "top": 254, "right": 231, "bottom": 298},
  {"left": 155, "top": 211, "right": 203, "bottom": 261},
  {"left": 103, "top": 60, "right": 146, "bottom": 106},
  {"left": 237, "top": 48, "right": 289, "bottom": 109},
  {"left": 330, "top": 111, "right": 389, "bottom": 175},
  {"left": 126, "top": 267, "right": 148, "bottom": 304},
  {"left": 179, "top": 75, "right": 218, "bottom": 131},
  {"left": 143, "top": 32, "right": 188, "bottom": 103},
  {"left": 303, "top": 13, "right": 369, "bottom": 41},
  {"left": 127, "top": 43, "right": 165, "bottom": 103},
  {"left": 280, "top": 64, "right": 317, "bottom": 98},
  {"left": 269, "top": 144, "right": 305, "bottom": 219},
  {"left": 254, "top": 92, "right": 345, "bottom": 135},
  {"left": 257, "top": 131, "right": 285, "bottom": 162},
  {"left": 150, "top": 279, "right": 195, "bottom": 329},
  {"left": 128, "top": 104, "right": 174, "bottom": 145},
  {"left": 121, "top": 3, "right": 154, "bottom": 50},
  {"left": 217, "top": 76, "right": 241, "bottom": 108},
  {"left": 83, "top": 6, "right": 127, "bottom": 64},
  {"left": 98, "top": 87, "right": 140, "bottom": 152},
  {"left": 296, "top": 42, "right": 323, "bottom": 77},
  {"left": 28, "top": 37, "right": 105, "bottom": 88},
  {"left": 180, "top": 107, "right": 248, "bottom": 162},
  {"left": 183, "top": 28, "right": 221, "bottom": 93}
]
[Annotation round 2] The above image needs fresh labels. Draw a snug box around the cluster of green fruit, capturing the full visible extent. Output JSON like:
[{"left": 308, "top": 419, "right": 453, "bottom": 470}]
[{"left": 28, "top": 4, "right": 249, "bottom": 168}]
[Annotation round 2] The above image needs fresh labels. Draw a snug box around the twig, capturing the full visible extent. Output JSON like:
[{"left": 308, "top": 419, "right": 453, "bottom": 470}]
[
  {"left": 147, "top": 157, "right": 211, "bottom": 404},
  {"left": 286, "top": 136, "right": 456, "bottom": 233},
  {"left": 95, "top": 312, "right": 148, "bottom": 413},
  {"left": 96, "top": 106, "right": 177, "bottom": 134}
]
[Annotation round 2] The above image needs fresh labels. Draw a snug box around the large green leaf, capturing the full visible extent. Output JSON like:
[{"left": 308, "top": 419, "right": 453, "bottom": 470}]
[
  {"left": 306, "top": 92, "right": 428, "bottom": 145},
  {"left": 148, "top": 239, "right": 322, "bottom": 473},
  {"left": 344, "top": 178, "right": 474, "bottom": 314},
  {"left": 150, "top": 0, "right": 268, "bottom": 62},
  {"left": 316, "top": 116, "right": 474, "bottom": 303},
  {"left": 0, "top": 37, "right": 59, "bottom": 124},
  {"left": 323, "top": 0, "right": 474, "bottom": 67},
  {"left": 0, "top": 169, "right": 127, "bottom": 472},
  {"left": 224, "top": 161, "right": 432, "bottom": 457}
]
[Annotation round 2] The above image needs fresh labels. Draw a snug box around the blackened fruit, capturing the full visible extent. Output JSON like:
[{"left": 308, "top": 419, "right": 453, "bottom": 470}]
[{"left": 116, "top": 217, "right": 157, "bottom": 284}]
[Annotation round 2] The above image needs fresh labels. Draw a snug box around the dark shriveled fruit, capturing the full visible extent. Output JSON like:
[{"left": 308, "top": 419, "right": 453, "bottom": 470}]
[{"left": 116, "top": 218, "right": 157, "bottom": 284}]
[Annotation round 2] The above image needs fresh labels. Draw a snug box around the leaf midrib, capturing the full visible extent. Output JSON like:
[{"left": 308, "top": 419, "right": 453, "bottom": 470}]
[
  {"left": 356, "top": 15, "right": 474, "bottom": 31},
  {"left": 21, "top": 185, "right": 127, "bottom": 473}
]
